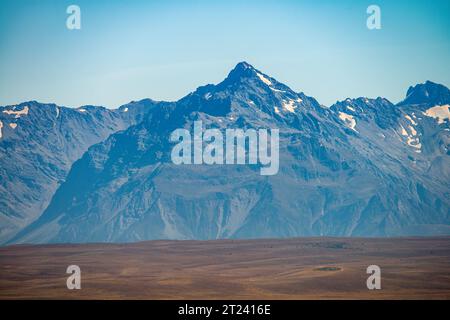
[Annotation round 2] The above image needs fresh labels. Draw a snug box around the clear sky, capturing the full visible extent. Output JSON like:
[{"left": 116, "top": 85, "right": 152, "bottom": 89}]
[{"left": 0, "top": 0, "right": 449, "bottom": 108}]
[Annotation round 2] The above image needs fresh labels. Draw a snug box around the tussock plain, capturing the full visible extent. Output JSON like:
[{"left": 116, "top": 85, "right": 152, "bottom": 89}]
[{"left": 1, "top": 237, "right": 449, "bottom": 299}]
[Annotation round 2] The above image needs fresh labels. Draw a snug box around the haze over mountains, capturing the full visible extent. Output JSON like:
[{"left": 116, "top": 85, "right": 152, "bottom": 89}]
[{"left": 1, "top": 62, "right": 449, "bottom": 244}]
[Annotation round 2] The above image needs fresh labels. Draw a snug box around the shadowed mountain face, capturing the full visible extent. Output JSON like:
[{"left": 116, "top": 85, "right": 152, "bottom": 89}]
[
  {"left": 0, "top": 99, "right": 158, "bottom": 242},
  {"left": 399, "top": 81, "right": 450, "bottom": 107},
  {"left": 5, "top": 62, "right": 450, "bottom": 244}
]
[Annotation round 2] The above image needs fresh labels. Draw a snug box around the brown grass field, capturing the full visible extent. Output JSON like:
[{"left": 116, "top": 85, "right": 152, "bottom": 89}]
[{"left": 0, "top": 237, "right": 449, "bottom": 299}]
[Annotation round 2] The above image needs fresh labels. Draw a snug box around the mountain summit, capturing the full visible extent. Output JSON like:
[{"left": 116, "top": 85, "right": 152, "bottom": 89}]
[
  {"left": 399, "top": 80, "right": 450, "bottom": 106},
  {"left": 216, "top": 62, "right": 293, "bottom": 94},
  {"left": 225, "top": 61, "right": 256, "bottom": 80}
]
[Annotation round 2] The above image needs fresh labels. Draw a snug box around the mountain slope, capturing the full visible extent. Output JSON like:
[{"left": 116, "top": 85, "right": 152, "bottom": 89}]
[
  {"left": 9, "top": 63, "right": 450, "bottom": 244},
  {"left": 0, "top": 99, "right": 158, "bottom": 243}
]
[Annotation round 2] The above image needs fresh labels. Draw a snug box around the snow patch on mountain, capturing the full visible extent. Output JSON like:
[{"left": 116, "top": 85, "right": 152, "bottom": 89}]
[
  {"left": 3, "top": 106, "right": 29, "bottom": 118},
  {"left": 407, "top": 135, "right": 422, "bottom": 151},
  {"left": 282, "top": 99, "right": 297, "bottom": 113},
  {"left": 400, "top": 125, "right": 408, "bottom": 136},
  {"left": 424, "top": 105, "right": 450, "bottom": 124},
  {"left": 401, "top": 113, "right": 422, "bottom": 151},
  {"left": 256, "top": 72, "right": 272, "bottom": 86},
  {"left": 405, "top": 114, "right": 417, "bottom": 126},
  {"left": 338, "top": 112, "right": 357, "bottom": 131}
]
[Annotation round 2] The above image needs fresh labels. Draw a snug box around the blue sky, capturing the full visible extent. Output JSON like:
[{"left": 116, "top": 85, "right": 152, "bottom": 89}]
[{"left": 0, "top": 0, "right": 449, "bottom": 108}]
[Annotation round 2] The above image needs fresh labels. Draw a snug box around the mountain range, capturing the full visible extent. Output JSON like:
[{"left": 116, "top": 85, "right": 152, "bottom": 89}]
[
  {"left": 0, "top": 99, "right": 160, "bottom": 242},
  {"left": 1, "top": 62, "right": 449, "bottom": 244}
]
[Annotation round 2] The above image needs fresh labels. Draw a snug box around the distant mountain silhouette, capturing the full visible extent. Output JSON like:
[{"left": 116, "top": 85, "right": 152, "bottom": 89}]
[{"left": 399, "top": 80, "right": 450, "bottom": 106}]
